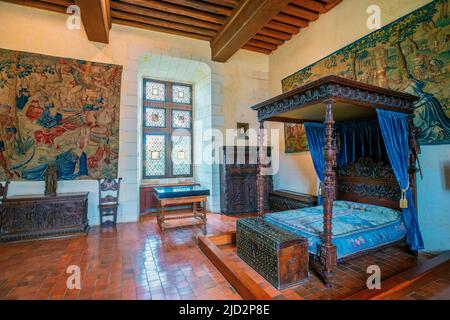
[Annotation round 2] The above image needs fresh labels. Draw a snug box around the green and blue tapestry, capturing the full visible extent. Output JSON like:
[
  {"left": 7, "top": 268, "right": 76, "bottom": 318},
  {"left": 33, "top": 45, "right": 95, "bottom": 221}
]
[
  {"left": 0, "top": 48, "right": 122, "bottom": 180},
  {"left": 282, "top": 0, "right": 450, "bottom": 146}
]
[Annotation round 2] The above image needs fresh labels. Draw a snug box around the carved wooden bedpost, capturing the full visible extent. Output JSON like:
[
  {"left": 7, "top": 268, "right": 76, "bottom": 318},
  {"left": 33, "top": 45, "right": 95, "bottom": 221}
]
[
  {"left": 257, "top": 121, "right": 266, "bottom": 217},
  {"left": 319, "top": 99, "right": 337, "bottom": 287}
]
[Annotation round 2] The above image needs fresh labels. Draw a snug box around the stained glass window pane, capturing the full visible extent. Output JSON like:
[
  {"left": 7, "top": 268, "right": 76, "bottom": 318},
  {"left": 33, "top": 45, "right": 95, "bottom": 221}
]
[
  {"left": 144, "top": 107, "right": 165, "bottom": 128},
  {"left": 172, "top": 85, "right": 191, "bottom": 104},
  {"left": 144, "top": 134, "right": 166, "bottom": 177},
  {"left": 145, "top": 81, "right": 165, "bottom": 101},
  {"left": 172, "top": 109, "right": 191, "bottom": 129},
  {"left": 172, "top": 135, "right": 191, "bottom": 176}
]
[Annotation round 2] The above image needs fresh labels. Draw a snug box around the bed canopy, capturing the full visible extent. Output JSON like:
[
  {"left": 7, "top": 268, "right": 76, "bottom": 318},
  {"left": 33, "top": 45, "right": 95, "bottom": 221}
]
[{"left": 251, "top": 76, "right": 423, "bottom": 286}]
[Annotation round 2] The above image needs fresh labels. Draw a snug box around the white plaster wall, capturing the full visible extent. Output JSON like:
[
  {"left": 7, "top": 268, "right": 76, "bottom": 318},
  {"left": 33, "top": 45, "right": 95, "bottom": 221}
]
[{"left": 0, "top": 2, "right": 269, "bottom": 223}]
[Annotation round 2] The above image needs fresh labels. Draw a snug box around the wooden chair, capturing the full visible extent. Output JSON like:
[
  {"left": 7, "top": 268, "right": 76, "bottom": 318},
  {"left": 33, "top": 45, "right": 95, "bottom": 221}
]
[
  {"left": 0, "top": 181, "right": 9, "bottom": 205},
  {"left": 98, "top": 178, "right": 122, "bottom": 226},
  {"left": 0, "top": 181, "right": 9, "bottom": 228}
]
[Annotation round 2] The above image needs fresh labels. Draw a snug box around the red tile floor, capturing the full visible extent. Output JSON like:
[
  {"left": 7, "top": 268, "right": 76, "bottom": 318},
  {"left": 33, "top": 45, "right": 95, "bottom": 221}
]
[{"left": 0, "top": 212, "right": 447, "bottom": 300}]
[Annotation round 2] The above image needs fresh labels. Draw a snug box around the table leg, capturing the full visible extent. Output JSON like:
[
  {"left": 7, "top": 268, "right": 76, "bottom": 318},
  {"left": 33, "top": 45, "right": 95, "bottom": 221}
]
[
  {"left": 202, "top": 199, "right": 207, "bottom": 235},
  {"left": 157, "top": 201, "right": 165, "bottom": 232}
]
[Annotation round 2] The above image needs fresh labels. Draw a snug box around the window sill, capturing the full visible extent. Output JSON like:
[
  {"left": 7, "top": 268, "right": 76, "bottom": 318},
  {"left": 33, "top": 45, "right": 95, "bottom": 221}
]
[{"left": 140, "top": 177, "right": 195, "bottom": 186}]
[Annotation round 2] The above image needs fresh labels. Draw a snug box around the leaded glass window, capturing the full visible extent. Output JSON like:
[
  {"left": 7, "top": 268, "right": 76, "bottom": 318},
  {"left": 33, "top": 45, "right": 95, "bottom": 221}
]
[
  {"left": 145, "top": 81, "right": 165, "bottom": 101},
  {"left": 143, "top": 79, "right": 193, "bottom": 179},
  {"left": 172, "top": 109, "right": 191, "bottom": 129},
  {"left": 144, "top": 134, "right": 166, "bottom": 177},
  {"left": 172, "top": 84, "right": 191, "bottom": 104},
  {"left": 144, "top": 107, "right": 166, "bottom": 128},
  {"left": 172, "top": 135, "right": 192, "bottom": 176}
]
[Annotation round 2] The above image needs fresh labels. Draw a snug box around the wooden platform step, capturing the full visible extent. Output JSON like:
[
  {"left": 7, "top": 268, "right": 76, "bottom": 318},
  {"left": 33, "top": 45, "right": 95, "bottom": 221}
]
[{"left": 346, "top": 251, "right": 450, "bottom": 300}]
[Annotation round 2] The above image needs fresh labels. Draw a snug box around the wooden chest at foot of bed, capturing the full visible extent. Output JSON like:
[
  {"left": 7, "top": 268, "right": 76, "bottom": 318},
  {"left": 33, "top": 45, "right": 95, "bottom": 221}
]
[{"left": 236, "top": 217, "right": 308, "bottom": 289}]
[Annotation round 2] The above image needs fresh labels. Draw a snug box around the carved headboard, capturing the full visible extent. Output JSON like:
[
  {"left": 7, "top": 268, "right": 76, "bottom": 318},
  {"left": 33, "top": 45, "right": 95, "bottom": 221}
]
[{"left": 336, "top": 158, "right": 401, "bottom": 210}]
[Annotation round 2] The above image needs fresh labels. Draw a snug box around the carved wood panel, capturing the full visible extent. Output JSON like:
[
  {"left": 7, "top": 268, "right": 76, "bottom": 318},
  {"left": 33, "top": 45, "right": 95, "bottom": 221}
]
[{"left": 336, "top": 157, "right": 402, "bottom": 210}]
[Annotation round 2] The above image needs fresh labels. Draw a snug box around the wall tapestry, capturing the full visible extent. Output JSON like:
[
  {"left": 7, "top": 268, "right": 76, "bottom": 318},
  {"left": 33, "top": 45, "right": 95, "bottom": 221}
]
[
  {"left": 0, "top": 48, "right": 122, "bottom": 180},
  {"left": 285, "top": 123, "right": 309, "bottom": 153},
  {"left": 282, "top": 0, "right": 450, "bottom": 146}
]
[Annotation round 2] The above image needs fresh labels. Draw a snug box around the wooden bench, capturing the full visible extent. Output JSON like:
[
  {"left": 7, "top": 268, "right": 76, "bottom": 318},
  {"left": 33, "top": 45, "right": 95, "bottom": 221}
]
[{"left": 269, "top": 189, "right": 318, "bottom": 212}]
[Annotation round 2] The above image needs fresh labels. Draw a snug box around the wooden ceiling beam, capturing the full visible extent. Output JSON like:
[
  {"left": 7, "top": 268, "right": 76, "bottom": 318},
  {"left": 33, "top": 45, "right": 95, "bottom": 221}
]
[
  {"left": 259, "top": 27, "right": 292, "bottom": 41},
  {"left": 253, "top": 34, "right": 284, "bottom": 46},
  {"left": 201, "top": 0, "right": 238, "bottom": 9},
  {"left": 242, "top": 45, "right": 272, "bottom": 55},
  {"left": 246, "top": 39, "right": 277, "bottom": 51},
  {"left": 290, "top": 0, "right": 326, "bottom": 13},
  {"left": 266, "top": 20, "right": 300, "bottom": 35},
  {"left": 324, "top": 0, "right": 342, "bottom": 11},
  {"left": 111, "top": 10, "right": 216, "bottom": 37},
  {"left": 39, "top": 0, "right": 73, "bottom": 6},
  {"left": 117, "top": 0, "right": 225, "bottom": 24},
  {"left": 110, "top": 1, "right": 221, "bottom": 31},
  {"left": 2, "top": 0, "right": 67, "bottom": 14},
  {"left": 112, "top": 17, "right": 211, "bottom": 41},
  {"left": 211, "top": 0, "right": 291, "bottom": 62},
  {"left": 281, "top": 4, "right": 319, "bottom": 21},
  {"left": 161, "top": 0, "right": 233, "bottom": 16},
  {"left": 273, "top": 12, "right": 309, "bottom": 27},
  {"left": 74, "top": 0, "right": 111, "bottom": 43}
]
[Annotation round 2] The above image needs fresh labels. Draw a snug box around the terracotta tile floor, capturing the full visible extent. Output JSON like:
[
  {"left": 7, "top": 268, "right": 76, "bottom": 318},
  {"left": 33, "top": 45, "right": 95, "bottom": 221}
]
[
  {"left": 0, "top": 212, "right": 444, "bottom": 300},
  {"left": 0, "top": 213, "right": 241, "bottom": 300}
]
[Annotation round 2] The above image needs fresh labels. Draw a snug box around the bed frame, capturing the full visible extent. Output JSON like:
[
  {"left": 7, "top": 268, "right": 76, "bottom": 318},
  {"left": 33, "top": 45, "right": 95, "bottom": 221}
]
[{"left": 251, "top": 76, "right": 420, "bottom": 287}]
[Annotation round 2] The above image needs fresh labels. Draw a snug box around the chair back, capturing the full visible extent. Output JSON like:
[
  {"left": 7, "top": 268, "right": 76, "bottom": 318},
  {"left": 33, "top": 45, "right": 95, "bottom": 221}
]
[
  {"left": 0, "top": 181, "right": 9, "bottom": 204},
  {"left": 98, "top": 178, "right": 122, "bottom": 206}
]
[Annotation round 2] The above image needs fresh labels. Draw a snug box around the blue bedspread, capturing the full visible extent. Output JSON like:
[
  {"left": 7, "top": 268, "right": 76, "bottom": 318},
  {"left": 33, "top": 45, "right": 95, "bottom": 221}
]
[{"left": 264, "top": 201, "right": 406, "bottom": 259}]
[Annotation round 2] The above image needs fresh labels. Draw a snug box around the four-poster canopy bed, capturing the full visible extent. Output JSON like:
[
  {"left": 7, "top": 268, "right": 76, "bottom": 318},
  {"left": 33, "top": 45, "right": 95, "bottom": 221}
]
[{"left": 250, "top": 76, "right": 424, "bottom": 287}]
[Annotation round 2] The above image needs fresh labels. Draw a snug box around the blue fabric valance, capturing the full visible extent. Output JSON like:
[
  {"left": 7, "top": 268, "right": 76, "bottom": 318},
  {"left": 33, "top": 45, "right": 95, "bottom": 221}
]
[{"left": 376, "top": 109, "right": 424, "bottom": 251}]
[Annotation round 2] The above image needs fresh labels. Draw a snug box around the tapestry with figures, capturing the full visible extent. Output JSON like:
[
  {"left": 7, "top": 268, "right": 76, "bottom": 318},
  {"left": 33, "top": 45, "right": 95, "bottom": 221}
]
[
  {"left": 282, "top": 0, "right": 450, "bottom": 146},
  {"left": 0, "top": 48, "right": 122, "bottom": 180}
]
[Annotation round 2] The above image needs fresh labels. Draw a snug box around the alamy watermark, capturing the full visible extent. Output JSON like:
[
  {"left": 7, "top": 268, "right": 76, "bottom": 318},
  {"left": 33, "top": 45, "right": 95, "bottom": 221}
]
[
  {"left": 66, "top": 5, "right": 81, "bottom": 30},
  {"left": 66, "top": 265, "right": 81, "bottom": 290},
  {"left": 367, "top": 5, "right": 381, "bottom": 30},
  {"left": 366, "top": 265, "right": 381, "bottom": 290}
]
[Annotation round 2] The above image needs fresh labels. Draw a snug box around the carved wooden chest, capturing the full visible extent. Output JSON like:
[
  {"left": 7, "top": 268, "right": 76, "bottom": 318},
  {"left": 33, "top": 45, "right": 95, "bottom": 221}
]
[
  {"left": 0, "top": 192, "right": 89, "bottom": 242},
  {"left": 236, "top": 217, "right": 308, "bottom": 289},
  {"left": 269, "top": 190, "right": 318, "bottom": 212}
]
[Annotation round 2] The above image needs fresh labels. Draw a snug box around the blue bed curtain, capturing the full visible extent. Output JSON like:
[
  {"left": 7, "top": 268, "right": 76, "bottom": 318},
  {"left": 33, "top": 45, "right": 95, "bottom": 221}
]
[
  {"left": 335, "top": 120, "right": 385, "bottom": 166},
  {"left": 377, "top": 109, "right": 424, "bottom": 251},
  {"left": 304, "top": 123, "right": 326, "bottom": 204}
]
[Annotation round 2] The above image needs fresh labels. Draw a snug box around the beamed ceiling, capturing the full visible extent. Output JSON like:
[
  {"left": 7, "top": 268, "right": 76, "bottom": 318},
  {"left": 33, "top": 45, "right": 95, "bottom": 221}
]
[{"left": 2, "top": 0, "right": 342, "bottom": 62}]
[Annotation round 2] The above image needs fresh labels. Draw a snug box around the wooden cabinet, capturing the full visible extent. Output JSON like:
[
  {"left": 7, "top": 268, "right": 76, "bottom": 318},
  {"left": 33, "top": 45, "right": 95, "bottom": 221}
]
[
  {"left": 220, "top": 146, "right": 272, "bottom": 215},
  {"left": 0, "top": 192, "right": 89, "bottom": 243},
  {"left": 140, "top": 182, "right": 199, "bottom": 215}
]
